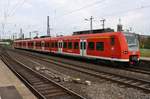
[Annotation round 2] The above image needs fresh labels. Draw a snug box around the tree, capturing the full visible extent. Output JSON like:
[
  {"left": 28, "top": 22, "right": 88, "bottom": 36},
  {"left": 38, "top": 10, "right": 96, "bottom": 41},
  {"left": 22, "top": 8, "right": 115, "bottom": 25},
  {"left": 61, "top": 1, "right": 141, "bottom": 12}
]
[{"left": 144, "top": 37, "right": 150, "bottom": 49}]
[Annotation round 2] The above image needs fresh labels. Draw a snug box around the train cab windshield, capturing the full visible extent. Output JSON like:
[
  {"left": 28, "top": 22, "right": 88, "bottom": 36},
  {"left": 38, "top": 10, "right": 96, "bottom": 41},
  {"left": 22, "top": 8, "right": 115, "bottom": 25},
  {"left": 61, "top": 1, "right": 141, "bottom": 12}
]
[{"left": 124, "top": 33, "right": 139, "bottom": 51}]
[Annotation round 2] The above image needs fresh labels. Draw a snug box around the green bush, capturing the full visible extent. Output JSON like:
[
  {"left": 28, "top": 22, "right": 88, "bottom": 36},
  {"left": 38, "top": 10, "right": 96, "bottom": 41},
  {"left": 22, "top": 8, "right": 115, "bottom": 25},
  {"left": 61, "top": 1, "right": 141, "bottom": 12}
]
[{"left": 144, "top": 37, "right": 150, "bottom": 49}]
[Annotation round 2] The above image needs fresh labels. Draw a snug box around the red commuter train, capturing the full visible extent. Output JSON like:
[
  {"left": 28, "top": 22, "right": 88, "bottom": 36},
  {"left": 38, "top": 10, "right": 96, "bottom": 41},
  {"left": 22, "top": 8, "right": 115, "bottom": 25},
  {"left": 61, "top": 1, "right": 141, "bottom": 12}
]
[{"left": 14, "top": 30, "right": 140, "bottom": 65}]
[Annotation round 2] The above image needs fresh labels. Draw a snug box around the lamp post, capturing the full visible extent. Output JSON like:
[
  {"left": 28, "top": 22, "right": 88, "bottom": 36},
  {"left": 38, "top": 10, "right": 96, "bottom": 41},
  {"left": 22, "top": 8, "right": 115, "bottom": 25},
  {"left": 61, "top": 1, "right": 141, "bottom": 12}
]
[
  {"left": 100, "top": 18, "right": 106, "bottom": 29},
  {"left": 85, "top": 16, "right": 94, "bottom": 33}
]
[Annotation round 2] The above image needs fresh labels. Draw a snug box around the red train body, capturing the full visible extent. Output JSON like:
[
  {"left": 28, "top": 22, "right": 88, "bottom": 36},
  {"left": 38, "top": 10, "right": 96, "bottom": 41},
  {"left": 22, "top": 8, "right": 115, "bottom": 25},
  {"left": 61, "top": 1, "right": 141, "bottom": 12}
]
[{"left": 14, "top": 32, "right": 140, "bottom": 64}]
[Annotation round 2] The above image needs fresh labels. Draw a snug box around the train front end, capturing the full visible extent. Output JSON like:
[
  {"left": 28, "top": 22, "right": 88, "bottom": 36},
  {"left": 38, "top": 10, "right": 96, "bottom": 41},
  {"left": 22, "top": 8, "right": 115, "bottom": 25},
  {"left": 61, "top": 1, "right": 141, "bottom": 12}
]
[{"left": 124, "top": 33, "right": 140, "bottom": 65}]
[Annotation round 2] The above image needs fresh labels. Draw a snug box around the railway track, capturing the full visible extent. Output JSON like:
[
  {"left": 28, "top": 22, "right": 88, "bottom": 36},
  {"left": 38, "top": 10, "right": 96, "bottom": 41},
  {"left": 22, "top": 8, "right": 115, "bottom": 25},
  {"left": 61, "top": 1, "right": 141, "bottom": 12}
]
[
  {"left": 10, "top": 48, "right": 150, "bottom": 75},
  {"left": 0, "top": 52, "right": 85, "bottom": 99},
  {"left": 122, "top": 67, "right": 150, "bottom": 75},
  {"left": 7, "top": 49, "right": 150, "bottom": 93},
  {"left": 12, "top": 48, "right": 150, "bottom": 76}
]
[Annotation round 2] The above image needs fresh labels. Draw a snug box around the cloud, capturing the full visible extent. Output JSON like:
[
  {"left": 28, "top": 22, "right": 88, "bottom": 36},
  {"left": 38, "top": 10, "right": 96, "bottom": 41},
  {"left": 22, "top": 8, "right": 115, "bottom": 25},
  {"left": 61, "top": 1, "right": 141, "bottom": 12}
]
[
  {"left": 1, "top": 0, "right": 150, "bottom": 39},
  {"left": 23, "top": 2, "right": 33, "bottom": 9}
]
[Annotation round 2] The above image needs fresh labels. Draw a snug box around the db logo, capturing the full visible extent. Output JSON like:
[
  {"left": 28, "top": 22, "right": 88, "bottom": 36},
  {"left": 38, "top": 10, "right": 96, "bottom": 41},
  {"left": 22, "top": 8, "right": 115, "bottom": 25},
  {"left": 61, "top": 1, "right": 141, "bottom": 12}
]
[{"left": 111, "top": 47, "right": 114, "bottom": 50}]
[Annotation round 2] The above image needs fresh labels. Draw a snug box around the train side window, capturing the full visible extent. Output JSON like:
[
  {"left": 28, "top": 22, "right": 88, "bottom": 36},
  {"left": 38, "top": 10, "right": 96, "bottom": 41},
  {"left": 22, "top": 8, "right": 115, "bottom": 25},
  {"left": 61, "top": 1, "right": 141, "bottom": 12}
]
[
  {"left": 48, "top": 43, "right": 50, "bottom": 47},
  {"left": 45, "top": 43, "right": 46, "bottom": 47},
  {"left": 74, "top": 42, "right": 79, "bottom": 49},
  {"left": 45, "top": 42, "right": 49, "bottom": 47},
  {"left": 88, "top": 42, "right": 95, "bottom": 50},
  {"left": 111, "top": 36, "right": 115, "bottom": 45},
  {"left": 63, "top": 42, "right": 67, "bottom": 48},
  {"left": 96, "top": 42, "right": 104, "bottom": 51},
  {"left": 36, "top": 42, "right": 38, "bottom": 46},
  {"left": 31, "top": 42, "right": 33, "bottom": 46},
  {"left": 68, "top": 42, "right": 72, "bottom": 49},
  {"left": 49, "top": 42, "right": 51, "bottom": 47},
  {"left": 41, "top": 42, "right": 44, "bottom": 47},
  {"left": 55, "top": 42, "right": 58, "bottom": 48},
  {"left": 37, "top": 42, "right": 41, "bottom": 47},
  {"left": 39, "top": 42, "right": 41, "bottom": 47},
  {"left": 51, "top": 42, "right": 54, "bottom": 48}
]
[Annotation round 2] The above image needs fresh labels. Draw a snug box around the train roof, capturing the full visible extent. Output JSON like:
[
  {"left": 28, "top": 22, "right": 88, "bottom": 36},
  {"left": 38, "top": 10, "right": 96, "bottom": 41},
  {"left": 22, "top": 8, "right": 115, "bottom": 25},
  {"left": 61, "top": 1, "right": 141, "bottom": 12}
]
[
  {"left": 14, "top": 32, "right": 123, "bottom": 42},
  {"left": 73, "top": 28, "right": 114, "bottom": 35}
]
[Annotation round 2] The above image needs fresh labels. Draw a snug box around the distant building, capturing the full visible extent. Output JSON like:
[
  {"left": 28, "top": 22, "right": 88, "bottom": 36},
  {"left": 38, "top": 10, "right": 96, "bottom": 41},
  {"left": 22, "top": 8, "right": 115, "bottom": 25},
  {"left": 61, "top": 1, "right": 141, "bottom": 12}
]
[
  {"left": 139, "top": 35, "right": 150, "bottom": 48},
  {"left": 117, "top": 18, "right": 123, "bottom": 32},
  {"left": 140, "top": 35, "right": 150, "bottom": 39},
  {"left": 117, "top": 24, "right": 123, "bottom": 32},
  {"left": 0, "top": 42, "right": 10, "bottom": 45}
]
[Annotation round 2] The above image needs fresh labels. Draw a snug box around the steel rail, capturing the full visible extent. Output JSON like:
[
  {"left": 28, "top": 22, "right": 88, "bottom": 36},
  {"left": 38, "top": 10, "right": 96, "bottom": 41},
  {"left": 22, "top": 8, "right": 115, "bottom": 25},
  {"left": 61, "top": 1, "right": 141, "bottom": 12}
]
[
  {"left": 12, "top": 48, "right": 150, "bottom": 76},
  {"left": 1, "top": 53, "right": 85, "bottom": 99},
  {"left": 10, "top": 50, "right": 150, "bottom": 93}
]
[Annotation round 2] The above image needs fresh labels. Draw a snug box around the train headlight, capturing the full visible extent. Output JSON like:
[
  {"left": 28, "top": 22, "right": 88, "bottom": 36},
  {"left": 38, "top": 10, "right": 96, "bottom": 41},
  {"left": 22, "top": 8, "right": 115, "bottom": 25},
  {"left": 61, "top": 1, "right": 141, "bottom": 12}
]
[{"left": 123, "top": 50, "right": 128, "bottom": 54}]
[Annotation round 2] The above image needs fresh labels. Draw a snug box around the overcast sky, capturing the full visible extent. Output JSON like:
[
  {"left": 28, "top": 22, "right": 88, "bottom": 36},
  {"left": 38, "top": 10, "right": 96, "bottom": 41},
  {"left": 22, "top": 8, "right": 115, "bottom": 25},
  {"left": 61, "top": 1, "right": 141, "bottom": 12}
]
[{"left": 0, "top": 0, "right": 150, "bottom": 39}]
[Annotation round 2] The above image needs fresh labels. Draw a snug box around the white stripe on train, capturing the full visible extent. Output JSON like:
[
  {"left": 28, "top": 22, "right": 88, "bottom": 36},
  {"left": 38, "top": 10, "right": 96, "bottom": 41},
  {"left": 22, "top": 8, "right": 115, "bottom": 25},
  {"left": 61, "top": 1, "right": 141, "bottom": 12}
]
[{"left": 16, "top": 47, "right": 132, "bottom": 62}]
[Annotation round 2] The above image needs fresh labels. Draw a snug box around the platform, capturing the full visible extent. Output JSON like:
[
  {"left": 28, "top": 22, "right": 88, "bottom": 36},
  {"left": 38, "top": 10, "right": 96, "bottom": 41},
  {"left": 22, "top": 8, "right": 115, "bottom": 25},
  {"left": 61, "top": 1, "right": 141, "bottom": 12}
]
[
  {"left": 0, "top": 60, "right": 37, "bottom": 99},
  {"left": 141, "top": 57, "right": 150, "bottom": 61}
]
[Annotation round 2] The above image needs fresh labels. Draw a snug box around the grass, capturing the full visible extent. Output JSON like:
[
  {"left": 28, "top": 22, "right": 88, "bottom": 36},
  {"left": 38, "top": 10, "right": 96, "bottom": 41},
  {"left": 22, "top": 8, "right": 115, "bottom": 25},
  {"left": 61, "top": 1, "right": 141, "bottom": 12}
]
[{"left": 140, "top": 49, "right": 150, "bottom": 57}]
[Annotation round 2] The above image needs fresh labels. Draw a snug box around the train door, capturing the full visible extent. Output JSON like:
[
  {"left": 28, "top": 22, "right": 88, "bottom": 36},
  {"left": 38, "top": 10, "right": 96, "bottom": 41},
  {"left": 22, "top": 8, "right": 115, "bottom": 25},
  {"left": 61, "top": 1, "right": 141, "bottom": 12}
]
[
  {"left": 58, "top": 40, "right": 63, "bottom": 53},
  {"left": 80, "top": 39, "right": 87, "bottom": 56}
]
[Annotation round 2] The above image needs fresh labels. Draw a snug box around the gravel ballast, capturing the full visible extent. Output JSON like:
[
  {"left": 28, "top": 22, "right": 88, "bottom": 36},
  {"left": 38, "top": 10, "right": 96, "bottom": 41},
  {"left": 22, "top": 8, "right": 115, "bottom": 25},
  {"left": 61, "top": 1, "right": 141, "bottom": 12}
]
[{"left": 6, "top": 49, "right": 150, "bottom": 99}]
